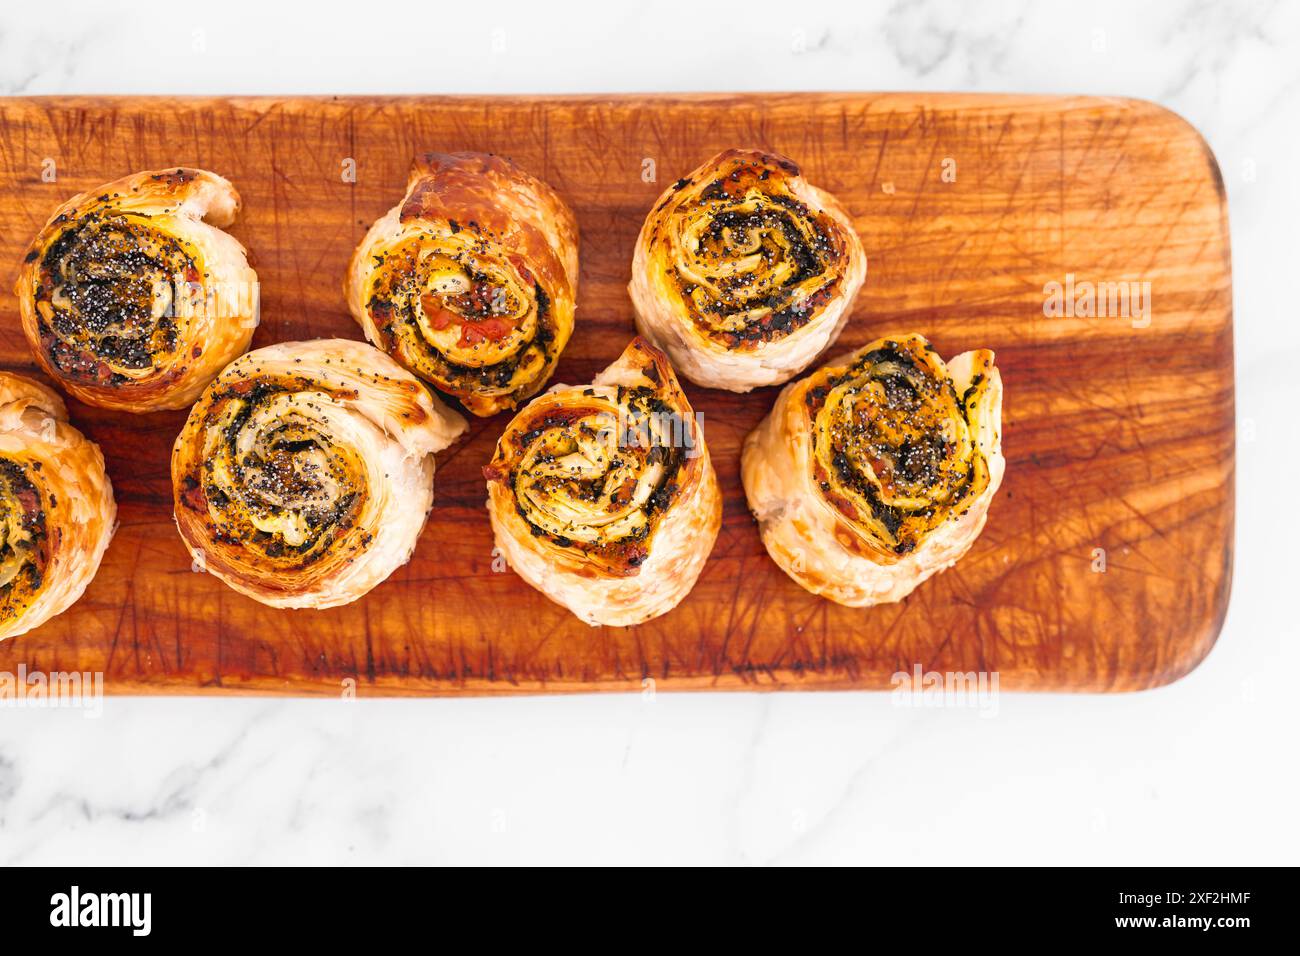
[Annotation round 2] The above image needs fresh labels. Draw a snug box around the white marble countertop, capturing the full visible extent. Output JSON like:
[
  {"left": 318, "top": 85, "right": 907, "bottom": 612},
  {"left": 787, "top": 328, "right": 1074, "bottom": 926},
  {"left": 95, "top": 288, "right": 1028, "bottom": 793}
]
[{"left": 1, "top": 0, "right": 1295, "bottom": 865}]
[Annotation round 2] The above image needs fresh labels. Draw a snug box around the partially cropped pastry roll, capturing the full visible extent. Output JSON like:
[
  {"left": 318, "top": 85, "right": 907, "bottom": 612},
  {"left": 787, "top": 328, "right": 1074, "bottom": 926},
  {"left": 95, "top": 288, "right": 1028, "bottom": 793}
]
[
  {"left": 484, "top": 338, "right": 721, "bottom": 626},
  {"left": 742, "top": 334, "right": 1004, "bottom": 607},
  {"left": 346, "top": 152, "right": 579, "bottom": 417},
  {"left": 630, "top": 149, "right": 866, "bottom": 392},
  {"left": 16, "top": 168, "right": 258, "bottom": 412},
  {"left": 0, "top": 372, "right": 116, "bottom": 641},
  {"left": 171, "top": 339, "right": 466, "bottom": 609}
]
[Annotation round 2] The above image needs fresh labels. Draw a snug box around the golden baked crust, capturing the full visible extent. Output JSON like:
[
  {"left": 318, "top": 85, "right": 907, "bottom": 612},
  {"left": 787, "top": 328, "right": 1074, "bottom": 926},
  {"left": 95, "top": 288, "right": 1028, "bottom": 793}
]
[
  {"left": 630, "top": 149, "right": 866, "bottom": 392},
  {"left": 485, "top": 338, "right": 721, "bottom": 626},
  {"left": 171, "top": 338, "right": 466, "bottom": 609},
  {"left": 741, "top": 334, "right": 1004, "bottom": 606},
  {"left": 0, "top": 372, "right": 116, "bottom": 640},
  {"left": 15, "top": 167, "right": 258, "bottom": 412},
  {"left": 346, "top": 152, "right": 579, "bottom": 417}
]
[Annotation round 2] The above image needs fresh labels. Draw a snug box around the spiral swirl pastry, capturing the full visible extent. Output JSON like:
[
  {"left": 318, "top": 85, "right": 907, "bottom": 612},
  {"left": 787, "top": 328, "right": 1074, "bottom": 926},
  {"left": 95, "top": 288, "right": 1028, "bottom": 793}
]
[
  {"left": 0, "top": 373, "right": 116, "bottom": 641},
  {"left": 171, "top": 339, "right": 466, "bottom": 609},
  {"left": 15, "top": 168, "right": 259, "bottom": 412},
  {"left": 630, "top": 149, "right": 866, "bottom": 392},
  {"left": 347, "top": 152, "right": 579, "bottom": 418},
  {"left": 484, "top": 338, "right": 721, "bottom": 626},
  {"left": 742, "top": 334, "right": 1004, "bottom": 607}
]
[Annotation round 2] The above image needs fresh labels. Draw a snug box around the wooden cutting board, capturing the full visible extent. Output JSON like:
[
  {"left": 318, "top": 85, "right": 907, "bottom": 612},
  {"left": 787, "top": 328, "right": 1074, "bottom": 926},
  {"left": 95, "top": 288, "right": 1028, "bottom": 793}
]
[{"left": 0, "top": 94, "right": 1234, "bottom": 695}]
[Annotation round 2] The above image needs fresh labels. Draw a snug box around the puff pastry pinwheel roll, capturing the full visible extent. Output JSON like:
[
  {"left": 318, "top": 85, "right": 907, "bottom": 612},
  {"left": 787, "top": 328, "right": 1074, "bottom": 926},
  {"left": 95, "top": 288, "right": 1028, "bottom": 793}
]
[
  {"left": 346, "top": 152, "right": 579, "bottom": 418},
  {"left": 0, "top": 372, "right": 116, "bottom": 641},
  {"left": 171, "top": 339, "right": 466, "bottom": 609},
  {"left": 484, "top": 338, "right": 721, "bottom": 626},
  {"left": 742, "top": 334, "right": 1004, "bottom": 607},
  {"left": 629, "top": 149, "right": 866, "bottom": 392},
  {"left": 15, "top": 168, "right": 259, "bottom": 413}
]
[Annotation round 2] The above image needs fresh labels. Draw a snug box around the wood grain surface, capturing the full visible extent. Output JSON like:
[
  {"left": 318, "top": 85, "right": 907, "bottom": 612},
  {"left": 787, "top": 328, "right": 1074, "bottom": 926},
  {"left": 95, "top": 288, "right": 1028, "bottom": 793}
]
[{"left": 0, "top": 94, "right": 1234, "bottom": 695}]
